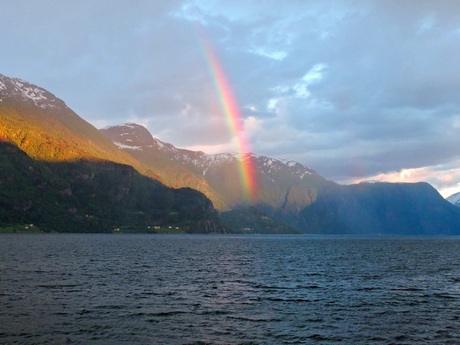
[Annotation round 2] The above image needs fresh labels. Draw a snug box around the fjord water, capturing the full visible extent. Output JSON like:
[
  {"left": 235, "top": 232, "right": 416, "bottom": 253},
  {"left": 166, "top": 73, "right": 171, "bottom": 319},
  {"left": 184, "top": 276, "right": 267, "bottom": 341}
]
[{"left": 1, "top": 234, "right": 460, "bottom": 344}]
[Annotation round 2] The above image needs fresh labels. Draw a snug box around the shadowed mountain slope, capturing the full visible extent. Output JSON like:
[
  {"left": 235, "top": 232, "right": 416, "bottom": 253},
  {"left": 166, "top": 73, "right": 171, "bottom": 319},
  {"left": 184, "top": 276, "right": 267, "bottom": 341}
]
[
  {"left": 301, "top": 182, "right": 460, "bottom": 235},
  {"left": 0, "top": 74, "right": 223, "bottom": 233},
  {"left": 101, "top": 124, "right": 460, "bottom": 235},
  {"left": 100, "top": 123, "right": 333, "bottom": 214},
  {"left": 2, "top": 73, "right": 460, "bottom": 235}
]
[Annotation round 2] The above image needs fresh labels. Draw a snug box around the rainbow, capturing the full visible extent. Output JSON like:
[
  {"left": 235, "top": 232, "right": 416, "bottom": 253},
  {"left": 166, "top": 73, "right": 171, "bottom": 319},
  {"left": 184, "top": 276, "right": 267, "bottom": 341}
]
[{"left": 199, "top": 35, "right": 257, "bottom": 203}]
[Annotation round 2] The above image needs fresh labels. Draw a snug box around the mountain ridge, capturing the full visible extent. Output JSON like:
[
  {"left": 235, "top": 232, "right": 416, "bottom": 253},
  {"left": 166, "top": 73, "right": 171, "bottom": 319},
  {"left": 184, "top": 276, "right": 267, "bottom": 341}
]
[
  {"left": 100, "top": 123, "right": 331, "bottom": 215},
  {"left": 0, "top": 73, "right": 224, "bottom": 233},
  {"left": 102, "top": 122, "right": 318, "bottom": 183},
  {"left": 0, "top": 74, "right": 139, "bottom": 166},
  {"left": 302, "top": 181, "right": 460, "bottom": 235},
  {"left": 106, "top": 123, "right": 318, "bottom": 177},
  {"left": 2, "top": 72, "right": 460, "bottom": 235},
  {"left": 0, "top": 74, "right": 67, "bottom": 109},
  {"left": 100, "top": 123, "right": 460, "bottom": 234},
  {"left": 447, "top": 191, "right": 460, "bottom": 207}
]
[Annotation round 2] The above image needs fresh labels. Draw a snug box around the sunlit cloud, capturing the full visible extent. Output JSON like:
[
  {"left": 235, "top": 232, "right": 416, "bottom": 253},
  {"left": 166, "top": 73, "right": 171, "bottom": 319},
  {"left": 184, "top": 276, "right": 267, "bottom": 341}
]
[
  {"left": 2, "top": 1, "right": 460, "bottom": 196},
  {"left": 350, "top": 163, "right": 460, "bottom": 198}
]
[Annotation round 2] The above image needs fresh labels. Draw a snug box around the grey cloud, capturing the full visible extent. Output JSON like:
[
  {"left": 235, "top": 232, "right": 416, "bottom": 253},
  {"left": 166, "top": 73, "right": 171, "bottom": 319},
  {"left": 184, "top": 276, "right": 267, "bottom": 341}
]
[{"left": 2, "top": 0, "right": 460, "bottom": 188}]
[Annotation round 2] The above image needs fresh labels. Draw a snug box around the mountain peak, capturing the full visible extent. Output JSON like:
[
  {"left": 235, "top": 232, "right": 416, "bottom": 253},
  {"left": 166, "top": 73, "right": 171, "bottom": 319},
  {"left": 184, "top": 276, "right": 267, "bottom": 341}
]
[
  {"left": 100, "top": 122, "right": 317, "bottom": 180},
  {"left": 447, "top": 191, "right": 460, "bottom": 206},
  {"left": 99, "top": 122, "right": 324, "bottom": 214},
  {"left": 0, "top": 74, "right": 67, "bottom": 109},
  {"left": 100, "top": 123, "right": 157, "bottom": 150}
]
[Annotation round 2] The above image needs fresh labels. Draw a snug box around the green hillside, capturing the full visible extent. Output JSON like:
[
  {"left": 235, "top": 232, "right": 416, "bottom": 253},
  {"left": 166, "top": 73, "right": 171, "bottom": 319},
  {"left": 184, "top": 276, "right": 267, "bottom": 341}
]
[
  {"left": 0, "top": 140, "right": 223, "bottom": 233},
  {"left": 115, "top": 140, "right": 229, "bottom": 210},
  {"left": 0, "top": 75, "right": 224, "bottom": 233},
  {"left": 0, "top": 100, "right": 164, "bottom": 183}
]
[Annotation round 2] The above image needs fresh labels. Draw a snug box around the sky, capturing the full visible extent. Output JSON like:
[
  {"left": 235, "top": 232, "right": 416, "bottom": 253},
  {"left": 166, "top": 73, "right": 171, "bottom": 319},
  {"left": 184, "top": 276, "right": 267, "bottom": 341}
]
[{"left": 2, "top": 0, "right": 460, "bottom": 197}]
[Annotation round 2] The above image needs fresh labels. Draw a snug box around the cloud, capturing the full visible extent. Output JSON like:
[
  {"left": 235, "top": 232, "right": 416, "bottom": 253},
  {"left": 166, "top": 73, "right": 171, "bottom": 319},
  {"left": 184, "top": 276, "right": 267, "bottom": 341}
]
[
  {"left": 350, "top": 161, "right": 460, "bottom": 198},
  {"left": 2, "top": 1, "right": 460, "bottom": 195}
]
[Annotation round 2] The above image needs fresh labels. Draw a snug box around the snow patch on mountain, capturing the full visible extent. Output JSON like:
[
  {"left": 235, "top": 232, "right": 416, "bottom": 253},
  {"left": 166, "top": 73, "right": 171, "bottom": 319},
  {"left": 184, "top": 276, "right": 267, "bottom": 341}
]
[
  {"left": 123, "top": 123, "right": 138, "bottom": 129},
  {"left": 101, "top": 123, "right": 318, "bottom": 181},
  {"left": 170, "top": 146, "right": 315, "bottom": 181},
  {"left": 0, "top": 74, "right": 66, "bottom": 109},
  {"left": 114, "top": 141, "right": 143, "bottom": 150}
]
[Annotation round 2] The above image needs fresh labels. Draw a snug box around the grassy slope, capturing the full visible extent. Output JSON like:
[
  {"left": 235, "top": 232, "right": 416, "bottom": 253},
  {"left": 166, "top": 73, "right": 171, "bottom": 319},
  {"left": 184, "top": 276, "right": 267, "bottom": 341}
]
[
  {"left": 0, "top": 99, "right": 226, "bottom": 233},
  {"left": 0, "top": 101, "right": 161, "bottom": 181}
]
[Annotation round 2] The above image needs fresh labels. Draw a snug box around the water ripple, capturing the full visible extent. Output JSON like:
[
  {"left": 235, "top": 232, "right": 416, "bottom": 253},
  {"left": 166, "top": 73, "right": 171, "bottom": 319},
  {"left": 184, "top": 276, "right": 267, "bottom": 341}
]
[{"left": 1, "top": 234, "right": 460, "bottom": 344}]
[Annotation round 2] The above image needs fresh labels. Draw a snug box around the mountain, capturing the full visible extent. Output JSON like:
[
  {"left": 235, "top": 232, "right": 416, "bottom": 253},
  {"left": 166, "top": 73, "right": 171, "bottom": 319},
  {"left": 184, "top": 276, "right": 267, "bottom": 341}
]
[
  {"left": 100, "top": 123, "right": 333, "bottom": 215},
  {"left": 102, "top": 124, "right": 460, "bottom": 235},
  {"left": 2, "top": 73, "right": 460, "bottom": 235},
  {"left": 301, "top": 181, "right": 460, "bottom": 235},
  {"left": 100, "top": 123, "right": 228, "bottom": 210},
  {"left": 0, "top": 74, "right": 143, "bottom": 167},
  {"left": 447, "top": 192, "right": 460, "bottom": 207},
  {"left": 0, "top": 73, "right": 224, "bottom": 233}
]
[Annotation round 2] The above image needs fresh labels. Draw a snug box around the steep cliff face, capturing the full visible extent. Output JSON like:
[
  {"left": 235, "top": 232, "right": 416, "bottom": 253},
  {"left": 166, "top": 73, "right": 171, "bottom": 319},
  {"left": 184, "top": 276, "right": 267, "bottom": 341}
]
[{"left": 301, "top": 182, "right": 460, "bottom": 235}]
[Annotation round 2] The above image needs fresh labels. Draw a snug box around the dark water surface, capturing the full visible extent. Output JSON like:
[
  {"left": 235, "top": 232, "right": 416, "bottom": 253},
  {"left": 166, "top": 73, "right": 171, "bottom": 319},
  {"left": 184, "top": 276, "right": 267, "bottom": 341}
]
[{"left": 1, "top": 234, "right": 460, "bottom": 344}]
